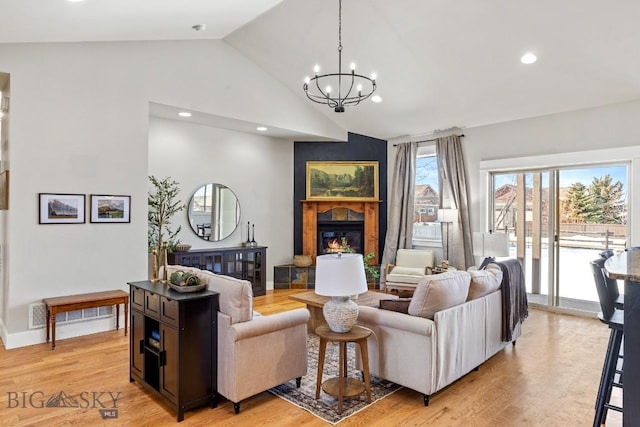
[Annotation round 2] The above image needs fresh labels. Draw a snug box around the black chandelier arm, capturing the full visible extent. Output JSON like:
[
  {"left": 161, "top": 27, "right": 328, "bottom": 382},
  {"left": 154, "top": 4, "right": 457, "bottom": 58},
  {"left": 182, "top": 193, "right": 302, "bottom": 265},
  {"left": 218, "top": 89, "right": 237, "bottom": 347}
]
[{"left": 303, "top": 71, "right": 376, "bottom": 110}]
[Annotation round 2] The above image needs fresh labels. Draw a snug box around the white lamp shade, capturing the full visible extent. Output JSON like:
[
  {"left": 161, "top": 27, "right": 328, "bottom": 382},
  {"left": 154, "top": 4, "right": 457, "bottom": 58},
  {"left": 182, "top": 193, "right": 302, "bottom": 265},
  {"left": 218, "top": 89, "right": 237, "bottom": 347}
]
[
  {"left": 315, "top": 253, "right": 368, "bottom": 297},
  {"left": 438, "top": 208, "right": 458, "bottom": 223},
  {"left": 473, "top": 232, "right": 510, "bottom": 257}
]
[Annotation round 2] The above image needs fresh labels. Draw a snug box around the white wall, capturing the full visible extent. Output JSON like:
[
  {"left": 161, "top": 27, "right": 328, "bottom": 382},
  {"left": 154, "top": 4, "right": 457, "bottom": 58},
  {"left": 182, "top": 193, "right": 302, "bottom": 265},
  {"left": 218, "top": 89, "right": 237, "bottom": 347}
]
[
  {"left": 0, "top": 39, "right": 343, "bottom": 348},
  {"left": 148, "top": 117, "right": 294, "bottom": 279}
]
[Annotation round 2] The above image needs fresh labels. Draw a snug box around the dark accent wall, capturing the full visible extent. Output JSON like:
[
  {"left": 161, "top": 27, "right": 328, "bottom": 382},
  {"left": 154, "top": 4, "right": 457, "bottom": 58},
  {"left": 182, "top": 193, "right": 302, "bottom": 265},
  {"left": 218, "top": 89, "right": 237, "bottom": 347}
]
[{"left": 293, "top": 132, "right": 388, "bottom": 259}]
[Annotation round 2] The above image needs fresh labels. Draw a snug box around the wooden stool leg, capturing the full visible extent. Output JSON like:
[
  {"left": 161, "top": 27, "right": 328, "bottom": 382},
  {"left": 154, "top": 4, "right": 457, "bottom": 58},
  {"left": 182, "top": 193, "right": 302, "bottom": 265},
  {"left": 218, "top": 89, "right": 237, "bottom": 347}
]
[
  {"left": 51, "top": 310, "right": 57, "bottom": 350},
  {"left": 316, "top": 337, "right": 327, "bottom": 399},
  {"left": 45, "top": 306, "right": 50, "bottom": 344},
  {"left": 338, "top": 342, "right": 346, "bottom": 414},
  {"left": 124, "top": 300, "right": 129, "bottom": 336},
  {"left": 358, "top": 338, "right": 372, "bottom": 403},
  {"left": 116, "top": 303, "right": 120, "bottom": 330}
]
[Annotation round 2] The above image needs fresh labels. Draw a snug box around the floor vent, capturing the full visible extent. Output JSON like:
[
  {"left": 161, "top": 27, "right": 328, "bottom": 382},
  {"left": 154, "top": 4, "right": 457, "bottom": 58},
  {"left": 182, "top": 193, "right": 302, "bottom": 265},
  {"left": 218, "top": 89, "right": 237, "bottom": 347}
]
[{"left": 29, "top": 303, "right": 113, "bottom": 329}]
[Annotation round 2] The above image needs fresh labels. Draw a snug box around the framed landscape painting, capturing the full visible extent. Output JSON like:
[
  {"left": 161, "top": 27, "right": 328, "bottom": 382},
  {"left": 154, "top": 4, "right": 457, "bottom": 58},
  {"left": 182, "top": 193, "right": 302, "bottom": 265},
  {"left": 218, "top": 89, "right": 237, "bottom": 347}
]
[
  {"left": 39, "top": 193, "right": 85, "bottom": 224},
  {"left": 306, "top": 161, "right": 379, "bottom": 201},
  {"left": 90, "top": 194, "right": 131, "bottom": 223}
]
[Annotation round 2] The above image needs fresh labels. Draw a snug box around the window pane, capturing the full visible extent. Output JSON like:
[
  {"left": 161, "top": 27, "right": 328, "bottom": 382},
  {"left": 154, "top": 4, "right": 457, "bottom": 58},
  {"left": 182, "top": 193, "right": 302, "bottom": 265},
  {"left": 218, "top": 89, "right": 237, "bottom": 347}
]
[{"left": 414, "top": 154, "right": 442, "bottom": 241}]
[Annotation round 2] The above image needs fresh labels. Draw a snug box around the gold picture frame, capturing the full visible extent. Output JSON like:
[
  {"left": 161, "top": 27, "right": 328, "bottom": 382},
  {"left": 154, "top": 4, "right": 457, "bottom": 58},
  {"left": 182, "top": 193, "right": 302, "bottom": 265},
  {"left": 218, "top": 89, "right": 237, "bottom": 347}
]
[{"left": 306, "top": 161, "right": 379, "bottom": 201}]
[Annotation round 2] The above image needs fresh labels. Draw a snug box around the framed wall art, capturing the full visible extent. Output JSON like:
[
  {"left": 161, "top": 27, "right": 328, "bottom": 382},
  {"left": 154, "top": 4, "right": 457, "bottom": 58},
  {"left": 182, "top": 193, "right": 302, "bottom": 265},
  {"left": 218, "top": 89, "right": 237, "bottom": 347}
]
[
  {"left": 90, "top": 194, "right": 131, "bottom": 223},
  {"left": 39, "top": 193, "right": 86, "bottom": 224},
  {"left": 306, "top": 161, "right": 379, "bottom": 201}
]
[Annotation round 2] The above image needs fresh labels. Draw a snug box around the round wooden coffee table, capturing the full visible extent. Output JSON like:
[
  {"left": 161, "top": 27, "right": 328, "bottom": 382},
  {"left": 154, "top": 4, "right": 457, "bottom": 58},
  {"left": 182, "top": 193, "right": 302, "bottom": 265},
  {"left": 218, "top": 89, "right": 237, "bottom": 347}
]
[{"left": 315, "top": 324, "right": 372, "bottom": 414}]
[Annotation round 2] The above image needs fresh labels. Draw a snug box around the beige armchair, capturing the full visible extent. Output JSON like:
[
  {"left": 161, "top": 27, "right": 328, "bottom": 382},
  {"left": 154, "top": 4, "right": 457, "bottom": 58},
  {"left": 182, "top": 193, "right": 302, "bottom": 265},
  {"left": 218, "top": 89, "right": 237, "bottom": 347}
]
[
  {"left": 384, "top": 249, "right": 435, "bottom": 293},
  {"left": 163, "top": 265, "right": 310, "bottom": 414}
]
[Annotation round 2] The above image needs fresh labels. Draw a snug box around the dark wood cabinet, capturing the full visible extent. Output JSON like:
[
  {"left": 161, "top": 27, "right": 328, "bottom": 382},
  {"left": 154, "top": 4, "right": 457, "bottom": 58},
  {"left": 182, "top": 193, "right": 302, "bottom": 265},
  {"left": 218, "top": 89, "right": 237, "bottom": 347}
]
[
  {"left": 128, "top": 280, "right": 218, "bottom": 422},
  {"left": 168, "top": 246, "right": 267, "bottom": 296}
]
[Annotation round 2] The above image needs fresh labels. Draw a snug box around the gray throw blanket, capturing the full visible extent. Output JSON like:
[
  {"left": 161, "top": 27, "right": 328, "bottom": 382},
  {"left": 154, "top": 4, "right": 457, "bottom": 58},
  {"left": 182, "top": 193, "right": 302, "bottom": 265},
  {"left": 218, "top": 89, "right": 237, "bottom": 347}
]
[{"left": 495, "top": 259, "right": 528, "bottom": 342}]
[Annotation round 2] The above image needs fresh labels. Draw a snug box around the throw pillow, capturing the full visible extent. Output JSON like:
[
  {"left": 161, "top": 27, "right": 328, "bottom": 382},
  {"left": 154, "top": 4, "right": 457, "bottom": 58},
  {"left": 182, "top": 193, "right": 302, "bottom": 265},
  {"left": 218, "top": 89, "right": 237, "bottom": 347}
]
[
  {"left": 408, "top": 271, "right": 471, "bottom": 319},
  {"left": 378, "top": 298, "right": 412, "bottom": 314},
  {"left": 467, "top": 263, "right": 503, "bottom": 300}
]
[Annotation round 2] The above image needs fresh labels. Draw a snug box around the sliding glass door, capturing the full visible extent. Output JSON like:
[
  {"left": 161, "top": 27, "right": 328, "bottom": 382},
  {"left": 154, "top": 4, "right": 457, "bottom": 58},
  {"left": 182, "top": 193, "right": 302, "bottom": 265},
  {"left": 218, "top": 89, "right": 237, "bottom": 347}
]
[{"left": 490, "top": 163, "right": 628, "bottom": 313}]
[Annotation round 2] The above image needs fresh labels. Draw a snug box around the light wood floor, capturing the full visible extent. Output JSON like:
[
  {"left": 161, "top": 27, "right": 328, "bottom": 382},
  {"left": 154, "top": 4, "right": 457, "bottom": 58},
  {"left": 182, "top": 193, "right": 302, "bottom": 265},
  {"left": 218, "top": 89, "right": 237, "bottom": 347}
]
[{"left": 0, "top": 289, "right": 621, "bottom": 426}]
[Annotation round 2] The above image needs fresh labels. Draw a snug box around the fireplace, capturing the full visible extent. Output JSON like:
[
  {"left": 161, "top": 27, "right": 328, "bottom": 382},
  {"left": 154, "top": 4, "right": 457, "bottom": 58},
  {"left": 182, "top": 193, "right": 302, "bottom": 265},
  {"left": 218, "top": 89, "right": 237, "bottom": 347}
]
[
  {"left": 318, "top": 222, "right": 365, "bottom": 255},
  {"left": 301, "top": 200, "right": 380, "bottom": 264}
]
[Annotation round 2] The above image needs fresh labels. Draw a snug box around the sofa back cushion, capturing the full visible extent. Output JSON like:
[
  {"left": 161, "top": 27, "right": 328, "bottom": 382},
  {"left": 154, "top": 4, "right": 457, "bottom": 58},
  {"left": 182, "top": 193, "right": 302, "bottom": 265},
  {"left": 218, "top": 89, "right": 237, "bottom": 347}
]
[
  {"left": 466, "top": 264, "right": 503, "bottom": 300},
  {"left": 164, "top": 265, "right": 253, "bottom": 324},
  {"left": 408, "top": 271, "right": 470, "bottom": 319}
]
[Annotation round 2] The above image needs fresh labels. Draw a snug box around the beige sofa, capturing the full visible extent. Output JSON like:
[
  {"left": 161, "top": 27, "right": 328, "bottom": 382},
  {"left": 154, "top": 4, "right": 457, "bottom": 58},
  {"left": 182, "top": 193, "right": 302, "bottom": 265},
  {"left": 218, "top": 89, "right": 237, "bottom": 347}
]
[
  {"left": 357, "top": 264, "right": 524, "bottom": 405},
  {"left": 163, "top": 265, "right": 310, "bottom": 414}
]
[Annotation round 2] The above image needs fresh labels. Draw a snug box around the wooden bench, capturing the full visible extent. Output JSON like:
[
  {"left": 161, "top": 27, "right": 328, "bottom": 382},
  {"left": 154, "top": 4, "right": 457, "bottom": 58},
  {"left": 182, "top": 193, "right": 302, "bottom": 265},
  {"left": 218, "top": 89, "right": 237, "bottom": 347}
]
[{"left": 43, "top": 290, "right": 129, "bottom": 350}]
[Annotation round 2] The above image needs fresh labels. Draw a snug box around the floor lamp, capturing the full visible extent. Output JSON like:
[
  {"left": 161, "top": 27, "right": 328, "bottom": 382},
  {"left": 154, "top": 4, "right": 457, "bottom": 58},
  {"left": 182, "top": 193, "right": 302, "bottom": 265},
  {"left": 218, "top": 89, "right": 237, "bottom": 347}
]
[
  {"left": 438, "top": 209, "right": 458, "bottom": 262},
  {"left": 473, "top": 231, "right": 510, "bottom": 269}
]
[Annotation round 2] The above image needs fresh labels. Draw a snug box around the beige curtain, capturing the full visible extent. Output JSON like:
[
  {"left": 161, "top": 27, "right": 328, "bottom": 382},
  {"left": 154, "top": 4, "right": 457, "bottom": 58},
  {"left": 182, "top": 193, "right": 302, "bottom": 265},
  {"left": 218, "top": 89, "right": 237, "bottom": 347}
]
[
  {"left": 381, "top": 142, "right": 417, "bottom": 284},
  {"left": 436, "top": 135, "right": 474, "bottom": 269}
]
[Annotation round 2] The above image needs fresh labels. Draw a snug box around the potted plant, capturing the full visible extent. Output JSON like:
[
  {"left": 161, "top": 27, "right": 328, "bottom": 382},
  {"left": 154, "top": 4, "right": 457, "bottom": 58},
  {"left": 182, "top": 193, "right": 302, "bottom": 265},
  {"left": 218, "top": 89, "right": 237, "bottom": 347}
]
[
  {"left": 148, "top": 175, "right": 184, "bottom": 255},
  {"left": 340, "top": 237, "right": 380, "bottom": 287}
]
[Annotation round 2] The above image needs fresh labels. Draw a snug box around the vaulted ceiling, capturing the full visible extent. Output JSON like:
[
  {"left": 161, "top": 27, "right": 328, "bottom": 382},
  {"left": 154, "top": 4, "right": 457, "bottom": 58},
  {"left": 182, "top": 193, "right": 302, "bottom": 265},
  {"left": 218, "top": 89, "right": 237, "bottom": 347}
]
[{"left": 2, "top": 0, "right": 639, "bottom": 140}]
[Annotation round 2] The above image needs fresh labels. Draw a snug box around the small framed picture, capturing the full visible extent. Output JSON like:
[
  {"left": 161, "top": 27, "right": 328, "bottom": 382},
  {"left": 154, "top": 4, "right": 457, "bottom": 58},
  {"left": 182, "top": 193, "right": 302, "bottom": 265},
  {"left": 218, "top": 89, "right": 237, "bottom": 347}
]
[
  {"left": 90, "top": 194, "right": 131, "bottom": 223},
  {"left": 39, "top": 193, "right": 86, "bottom": 224}
]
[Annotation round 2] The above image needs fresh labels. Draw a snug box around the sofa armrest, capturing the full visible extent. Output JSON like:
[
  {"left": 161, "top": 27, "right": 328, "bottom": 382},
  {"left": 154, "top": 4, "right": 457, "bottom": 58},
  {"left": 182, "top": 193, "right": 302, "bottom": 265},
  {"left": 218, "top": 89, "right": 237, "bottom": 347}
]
[
  {"left": 358, "top": 306, "right": 434, "bottom": 336},
  {"left": 228, "top": 308, "right": 310, "bottom": 342}
]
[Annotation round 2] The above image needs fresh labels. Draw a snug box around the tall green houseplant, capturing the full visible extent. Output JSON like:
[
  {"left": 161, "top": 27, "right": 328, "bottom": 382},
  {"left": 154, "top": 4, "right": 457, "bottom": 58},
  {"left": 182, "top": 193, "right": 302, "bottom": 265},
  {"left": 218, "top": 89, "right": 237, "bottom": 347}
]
[{"left": 148, "top": 176, "right": 184, "bottom": 253}]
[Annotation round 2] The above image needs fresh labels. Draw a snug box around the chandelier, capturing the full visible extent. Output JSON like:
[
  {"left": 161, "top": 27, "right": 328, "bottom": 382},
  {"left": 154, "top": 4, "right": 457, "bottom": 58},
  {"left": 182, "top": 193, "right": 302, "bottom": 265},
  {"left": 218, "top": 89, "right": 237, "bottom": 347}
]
[{"left": 303, "top": 0, "right": 377, "bottom": 113}]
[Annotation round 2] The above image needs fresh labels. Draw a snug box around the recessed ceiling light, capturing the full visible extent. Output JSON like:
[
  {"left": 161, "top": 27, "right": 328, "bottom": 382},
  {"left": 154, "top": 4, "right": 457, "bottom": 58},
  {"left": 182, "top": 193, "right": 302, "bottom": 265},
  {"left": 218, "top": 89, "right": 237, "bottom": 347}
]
[
  {"left": 521, "top": 52, "right": 537, "bottom": 64},
  {"left": 178, "top": 111, "right": 192, "bottom": 117},
  {"left": 256, "top": 126, "right": 268, "bottom": 132},
  {"left": 67, "top": 0, "right": 85, "bottom": 2},
  {"left": 371, "top": 95, "right": 382, "bottom": 103},
  {"left": 192, "top": 24, "right": 207, "bottom": 32}
]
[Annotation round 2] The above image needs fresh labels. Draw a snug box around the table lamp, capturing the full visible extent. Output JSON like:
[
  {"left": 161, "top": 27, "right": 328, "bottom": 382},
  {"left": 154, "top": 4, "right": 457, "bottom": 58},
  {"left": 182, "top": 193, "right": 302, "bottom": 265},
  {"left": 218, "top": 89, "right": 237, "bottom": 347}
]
[
  {"left": 473, "top": 231, "right": 509, "bottom": 269},
  {"left": 315, "top": 253, "right": 368, "bottom": 333}
]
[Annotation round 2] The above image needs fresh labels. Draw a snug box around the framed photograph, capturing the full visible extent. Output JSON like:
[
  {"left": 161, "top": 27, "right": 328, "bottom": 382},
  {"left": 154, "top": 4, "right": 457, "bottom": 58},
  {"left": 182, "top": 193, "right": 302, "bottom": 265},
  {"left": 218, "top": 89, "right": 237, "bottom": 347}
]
[
  {"left": 39, "top": 193, "right": 86, "bottom": 224},
  {"left": 0, "top": 170, "right": 8, "bottom": 210},
  {"left": 90, "top": 194, "right": 131, "bottom": 223},
  {"left": 306, "top": 161, "right": 379, "bottom": 201}
]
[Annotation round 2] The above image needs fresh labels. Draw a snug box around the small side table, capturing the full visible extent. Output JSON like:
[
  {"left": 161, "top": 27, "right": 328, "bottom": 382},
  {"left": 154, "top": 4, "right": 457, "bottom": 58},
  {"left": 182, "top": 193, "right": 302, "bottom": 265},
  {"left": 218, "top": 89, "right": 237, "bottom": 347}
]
[{"left": 315, "top": 324, "right": 372, "bottom": 414}]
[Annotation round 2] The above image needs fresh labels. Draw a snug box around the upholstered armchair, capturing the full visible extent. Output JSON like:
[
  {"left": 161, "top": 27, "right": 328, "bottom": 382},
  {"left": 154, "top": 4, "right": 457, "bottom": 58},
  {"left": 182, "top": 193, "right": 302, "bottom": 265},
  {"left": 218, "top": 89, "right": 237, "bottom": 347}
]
[
  {"left": 163, "top": 265, "right": 310, "bottom": 414},
  {"left": 384, "top": 249, "right": 435, "bottom": 292}
]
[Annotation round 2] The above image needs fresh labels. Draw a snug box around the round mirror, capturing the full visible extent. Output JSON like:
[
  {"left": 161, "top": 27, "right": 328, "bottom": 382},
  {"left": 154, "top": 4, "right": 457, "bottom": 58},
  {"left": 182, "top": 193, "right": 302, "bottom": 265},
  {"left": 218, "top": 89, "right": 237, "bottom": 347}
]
[{"left": 187, "top": 183, "right": 241, "bottom": 241}]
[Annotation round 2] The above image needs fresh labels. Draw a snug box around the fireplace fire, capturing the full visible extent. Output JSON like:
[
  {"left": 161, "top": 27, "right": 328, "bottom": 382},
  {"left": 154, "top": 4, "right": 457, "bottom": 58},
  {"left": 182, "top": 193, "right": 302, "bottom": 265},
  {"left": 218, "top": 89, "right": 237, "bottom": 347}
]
[{"left": 318, "top": 224, "right": 364, "bottom": 255}]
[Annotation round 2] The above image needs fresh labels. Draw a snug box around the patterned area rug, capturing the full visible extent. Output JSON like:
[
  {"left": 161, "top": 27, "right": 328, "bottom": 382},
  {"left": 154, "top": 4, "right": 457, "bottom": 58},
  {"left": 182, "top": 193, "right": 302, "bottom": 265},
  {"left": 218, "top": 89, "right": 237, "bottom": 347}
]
[{"left": 268, "top": 334, "right": 402, "bottom": 424}]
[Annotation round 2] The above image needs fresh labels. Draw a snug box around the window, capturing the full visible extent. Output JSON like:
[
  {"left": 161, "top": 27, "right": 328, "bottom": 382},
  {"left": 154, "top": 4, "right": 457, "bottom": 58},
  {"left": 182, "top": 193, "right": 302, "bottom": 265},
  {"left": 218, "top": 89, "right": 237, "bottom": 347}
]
[
  {"left": 191, "top": 184, "right": 213, "bottom": 213},
  {"left": 489, "top": 162, "right": 628, "bottom": 313},
  {"left": 413, "top": 146, "right": 442, "bottom": 242}
]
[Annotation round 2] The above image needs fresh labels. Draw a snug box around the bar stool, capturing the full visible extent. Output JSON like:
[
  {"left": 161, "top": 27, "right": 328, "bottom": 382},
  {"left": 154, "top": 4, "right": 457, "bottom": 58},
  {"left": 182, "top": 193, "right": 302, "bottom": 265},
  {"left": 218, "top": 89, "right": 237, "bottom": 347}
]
[
  {"left": 599, "top": 250, "right": 623, "bottom": 309},
  {"left": 590, "top": 258, "right": 624, "bottom": 427}
]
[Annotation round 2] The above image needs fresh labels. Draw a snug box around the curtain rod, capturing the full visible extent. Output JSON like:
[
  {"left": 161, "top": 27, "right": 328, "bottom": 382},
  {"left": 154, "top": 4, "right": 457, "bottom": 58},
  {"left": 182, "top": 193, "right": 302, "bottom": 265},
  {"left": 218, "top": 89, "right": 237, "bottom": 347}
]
[{"left": 393, "top": 134, "right": 465, "bottom": 147}]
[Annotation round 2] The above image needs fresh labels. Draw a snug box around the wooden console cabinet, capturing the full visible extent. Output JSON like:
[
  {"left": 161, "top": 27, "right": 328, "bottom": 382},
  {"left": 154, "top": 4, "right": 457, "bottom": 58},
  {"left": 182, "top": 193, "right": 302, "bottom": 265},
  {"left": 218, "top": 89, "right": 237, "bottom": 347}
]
[
  {"left": 128, "top": 280, "right": 218, "bottom": 422},
  {"left": 168, "top": 246, "right": 267, "bottom": 296}
]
